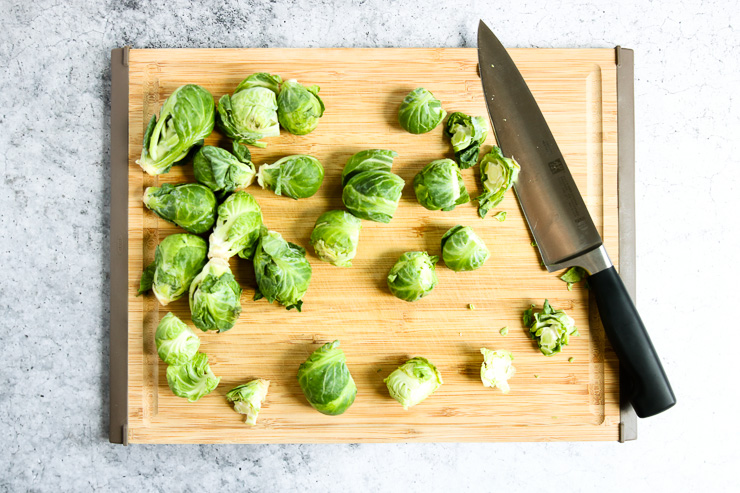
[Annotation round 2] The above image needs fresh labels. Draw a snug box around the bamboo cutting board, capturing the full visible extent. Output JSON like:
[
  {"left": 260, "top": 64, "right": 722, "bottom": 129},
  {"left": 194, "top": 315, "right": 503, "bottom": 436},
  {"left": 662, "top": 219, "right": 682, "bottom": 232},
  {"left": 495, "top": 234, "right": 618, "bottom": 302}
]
[{"left": 124, "top": 48, "right": 620, "bottom": 443}]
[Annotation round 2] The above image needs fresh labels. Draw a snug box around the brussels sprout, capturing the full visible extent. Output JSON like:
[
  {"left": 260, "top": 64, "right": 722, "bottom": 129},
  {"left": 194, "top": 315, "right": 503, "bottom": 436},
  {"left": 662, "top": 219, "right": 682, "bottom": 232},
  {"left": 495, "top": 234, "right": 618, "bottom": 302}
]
[
  {"left": 310, "top": 210, "right": 362, "bottom": 267},
  {"left": 136, "top": 84, "right": 215, "bottom": 175},
  {"left": 139, "top": 234, "right": 208, "bottom": 305},
  {"left": 444, "top": 112, "right": 488, "bottom": 169},
  {"left": 384, "top": 357, "right": 443, "bottom": 410},
  {"left": 477, "top": 146, "right": 520, "bottom": 218},
  {"left": 341, "top": 149, "right": 398, "bottom": 187},
  {"left": 523, "top": 300, "right": 579, "bottom": 356},
  {"left": 342, "top": 170, "right": 405, "bottom": 223},
  {"left": 440, "top": 225, "right": 490, "bottom": 272},
  {"left": 413, "top": 159, "right": 469, "bottom": 211},
  {"left": 398, "top": 88, "right": 447, "bottom": 134},
  {"left": 253, "top": 230, "right": 312, "bottom": 311},
  {"left": 297, "top": 340, "right": 356, "bottom": 415},
  {"left": 143, "top": 183, "right": 217, "bottom": 234},
  {"left": 193, "top": 142, "right": 256, "bottom": 197},
  {"left": 166, "top": 352, "right": 220, "bottom": 402},
  {"left": 480, "top": 348, "right": 516, "bottom": 393},
  {"left": 257, "top": 155, "right": 324, "bottom": 199},
  {"left": 560, "top": 266, "right": 589, "bottom": 291},
  {"left": 217, "top": 73, "right": 282, "bottom": 148},
  {"left": 208, "top": 191, "right": 263, "bottom": 260},
  {"left": 277, "top": 79, "right": 325, "bottom": 135},
  {"left": 386, "top": 252, "right": 438, "bottom": 302},
  {"left": 155, "top": 312, "right": 201, "bottom": 366},
  {"left": 226, "top": 379, "right": 270, "bottom": 425},
  {"left": 189, "top": 258, "right": 242, "bottom": 333}
]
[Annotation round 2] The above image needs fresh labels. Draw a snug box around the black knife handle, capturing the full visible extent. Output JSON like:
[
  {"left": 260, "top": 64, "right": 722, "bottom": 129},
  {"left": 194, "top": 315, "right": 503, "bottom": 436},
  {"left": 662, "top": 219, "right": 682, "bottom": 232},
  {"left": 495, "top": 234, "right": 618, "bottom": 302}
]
[{"left": 588, "top": 266, "right": 676, "bottom": 418}]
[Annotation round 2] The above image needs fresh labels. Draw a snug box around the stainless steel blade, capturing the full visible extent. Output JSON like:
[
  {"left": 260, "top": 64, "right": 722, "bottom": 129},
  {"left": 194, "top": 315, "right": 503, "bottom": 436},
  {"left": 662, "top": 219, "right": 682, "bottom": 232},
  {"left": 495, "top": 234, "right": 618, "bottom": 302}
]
[{"left": 477, "top": 20, "right": 603, "bottom": 269}]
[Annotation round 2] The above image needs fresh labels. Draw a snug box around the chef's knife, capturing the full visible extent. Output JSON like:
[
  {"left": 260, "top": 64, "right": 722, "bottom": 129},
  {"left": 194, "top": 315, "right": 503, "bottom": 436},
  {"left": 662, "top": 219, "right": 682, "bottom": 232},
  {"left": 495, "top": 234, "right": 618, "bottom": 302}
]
[{"left": 477, "top": 20, "right": 675, "bottom": 418}]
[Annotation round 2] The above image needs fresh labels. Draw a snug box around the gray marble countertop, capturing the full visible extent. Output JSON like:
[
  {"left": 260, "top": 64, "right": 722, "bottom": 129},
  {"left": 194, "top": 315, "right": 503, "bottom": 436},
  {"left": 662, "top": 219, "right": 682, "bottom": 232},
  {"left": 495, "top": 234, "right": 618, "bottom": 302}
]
[{"left": 1, "top": 0, "right": 738, "bottom": 491}]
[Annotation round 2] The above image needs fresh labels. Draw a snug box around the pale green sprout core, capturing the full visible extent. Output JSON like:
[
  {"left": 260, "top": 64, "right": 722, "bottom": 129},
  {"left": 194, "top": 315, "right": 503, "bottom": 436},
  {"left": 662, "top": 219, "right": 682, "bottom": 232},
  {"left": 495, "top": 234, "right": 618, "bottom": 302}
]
[
  {"left": 226, "top": 379, "right": 270, "bottom": 425},
  {"left": 384, "top": 357, "right": 443, "bottom": 409},
  {"left": 480, "top": 348, "right": 516, "bottom": 393}
]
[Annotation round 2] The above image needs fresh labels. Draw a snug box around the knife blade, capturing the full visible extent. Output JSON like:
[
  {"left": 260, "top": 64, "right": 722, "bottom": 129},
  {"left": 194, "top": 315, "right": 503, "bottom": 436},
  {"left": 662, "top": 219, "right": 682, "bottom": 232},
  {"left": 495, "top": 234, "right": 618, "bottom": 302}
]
[{"left": 478, "top": 20, "right": 675, "bottom": 418}]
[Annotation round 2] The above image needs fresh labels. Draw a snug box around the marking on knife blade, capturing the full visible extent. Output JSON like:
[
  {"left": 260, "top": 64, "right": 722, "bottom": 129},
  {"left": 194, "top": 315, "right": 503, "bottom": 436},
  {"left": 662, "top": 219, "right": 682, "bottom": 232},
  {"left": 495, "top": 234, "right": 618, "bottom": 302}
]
[{"left": 548, "top": 158, "right": 565, "bottom": 175}]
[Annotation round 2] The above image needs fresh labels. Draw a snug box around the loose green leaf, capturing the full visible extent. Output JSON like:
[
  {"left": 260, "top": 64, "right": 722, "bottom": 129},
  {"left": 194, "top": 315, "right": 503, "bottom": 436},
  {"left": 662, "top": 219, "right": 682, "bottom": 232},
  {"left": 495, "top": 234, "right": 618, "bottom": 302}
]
[
  {"left": 138, "top": 262, "right": 156, "bottom": 295},
  {"left": 522, "top": 299, "right": 579, "bottom": 356},
  {"left": 468, "top": 303, "right": 476, "bottom": 310},
  {"left": 216, "top": 73, "right": 281, "bottom": 148},
  {"left": 143, "top": 183, "right": 217, "bottom": 234},
  {"left": 500, "top": 326, "right": 509, "bottom": 336},
  {"left": 342, "top": 169, "right": 405, "bottom": 223},
  {"left": 136, "top": 84, "right": 215, "bottom": 175},
  {"left": 257, "top": 155, "right": 324, "bottom": 199},
  {"left": 413, "top": 159, "right": 469, "bottom": 211},
  {"left": 384, "top": 357, "right": 443, "bottom": 409},
  {"left": 277, "top": 79, "right": 325, "bottom": 135},
  {"left": 253, "top": 229, "right": 312, "bottom": 311},
  {"left": 166, "top": 352, "right": 220, "bottom": 402},
  {"left": 440, "top": 225, "right": 490, "bottom": 272},
  {"left": 155, "top": 313, "right": 201, "bottom": 365},
  {"left": 560, "top": 266, "right": 589, "bottom": 291},
  {"left": 480, "top": 348, "right": 516, "bottom": 393},
  {"left": 387, "top": 252, "right": 438, "bottom": 302},
  {"left": 297, "top": 340, "right": 356, "bottom": 415},
  {"left": 398, "top": 88, "right": 447, "bottom": 134},
  {"left": 444, "top": 112, "right": 488, "bottom": 169},
  {"left": 208, "top": 191, "right": 263, "bottom": 260},
  {"left": 226, "top": 379, "right": 270, "bottom": 425},
  {"left": 189, "top": 258, "right": 242, "bottom": 333},
  {"left": 477, "top": 146, "right": 520, "bottom": 218},
  {"left": 193, "top": 143, "right": 256, "bottom": 197},
  {"left": 310, "top": 210, "right": 362, "bottom": 267},
  {"left": 493, "top": 211, "right": 507, "bottom": 222}
]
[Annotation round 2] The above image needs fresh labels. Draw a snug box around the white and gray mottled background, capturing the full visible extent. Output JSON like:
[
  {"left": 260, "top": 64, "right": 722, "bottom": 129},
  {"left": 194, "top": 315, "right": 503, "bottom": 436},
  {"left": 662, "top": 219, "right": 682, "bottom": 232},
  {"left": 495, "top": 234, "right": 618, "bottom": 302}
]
[{"left": 1, "top": 0, "right": 738, "bottom": 491}]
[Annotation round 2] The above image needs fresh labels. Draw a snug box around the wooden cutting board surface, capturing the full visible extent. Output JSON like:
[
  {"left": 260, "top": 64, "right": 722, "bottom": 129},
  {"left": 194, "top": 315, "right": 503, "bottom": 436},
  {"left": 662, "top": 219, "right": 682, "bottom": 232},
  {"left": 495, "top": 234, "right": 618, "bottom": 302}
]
[{"left": 126, "top": 48, "right": 619, "bottom": 443}]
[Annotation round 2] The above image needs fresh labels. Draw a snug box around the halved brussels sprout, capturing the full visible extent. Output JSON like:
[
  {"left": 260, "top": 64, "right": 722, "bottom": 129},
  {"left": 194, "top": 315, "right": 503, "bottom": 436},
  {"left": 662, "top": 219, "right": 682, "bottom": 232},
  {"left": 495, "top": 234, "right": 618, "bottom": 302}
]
[
  {"left": 217, "top": 73, "right": 282, "bottom": 148},
  {"left": 277, "top": 79, "right": 325, "bottom": 135},
  {"left": 413, "top": 159, "right": 469, "bottom": 211},
  {"left": 143, "top": 183, "right": 217, "bottom": 234},
  {"left": 523, "top": 300, "right": 579, "bottom": 356},
  {"left": 208, "top": 191, "right": 263, "bottom": 260},
  {"left": 477, "top": 146, "right": 520, "bottom": 218},
  {"left": 297, "top": 340, "right": 356, "bottom": 415},
  {"left": 480, "top": 348, "right": 516, "bottom": 393},
  {"left": 136, "top": 84, "right": 215, "bottom": 175},
  {"left": 226, "top": 379, "right": 270, "bottom": 425},
  {"left": 310, "top": 210, "right": 362, "bottom": 267},
  {"left": 155, "top": 312, "right": 201, "bottom": 366},
  {"left": 342, "top": 170, "right": 405, "bottom": 223},
  {"left": 440, "top": 225, "right": 490, "bottom": 272},
  {"left": 444, "top": 112, "right": 488, "bottom": 169},
  {"left": 398, "top": 88, "right": 447, "bottom": 134},
  {"left": 189, "top": 258, "right": 242, "bottom": 333},
  {"left": 387, "top": 251, "right": 438, "bottom": 302},
  {"left": 257, "top": 155, "right": 324, "bottom": 199},
  {"left": 384, "top": 357, "right": 443, "bottom": 409},
  {"left": 341, "top": 149, "right": 398, "bottom": 187},
  {"left": 166, "top": 352, "right": 220, "bottom": 402},
  {"left": 253, "top": 230, "right": 312, "bottom": 311},
  {"left": 193, "top": 142, "right": 256, "bottom": 197},
  {"left": 138, "top": 234, "right": 208, "bottom": 306}
]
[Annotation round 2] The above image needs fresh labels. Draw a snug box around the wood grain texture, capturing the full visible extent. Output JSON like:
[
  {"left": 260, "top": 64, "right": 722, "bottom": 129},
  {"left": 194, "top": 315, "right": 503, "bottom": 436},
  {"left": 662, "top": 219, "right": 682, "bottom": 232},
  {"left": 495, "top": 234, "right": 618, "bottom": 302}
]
[{"left": 126, "top": 48, "right": 620, "bottom": 443}]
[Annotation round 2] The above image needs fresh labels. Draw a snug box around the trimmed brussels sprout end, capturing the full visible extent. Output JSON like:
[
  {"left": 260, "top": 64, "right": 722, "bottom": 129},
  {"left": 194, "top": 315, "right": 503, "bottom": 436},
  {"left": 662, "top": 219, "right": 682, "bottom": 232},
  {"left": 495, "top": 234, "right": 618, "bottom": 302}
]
[
  {"left": 227, "top": 379, "right": 270, "bottom": 425},
  {"left": 523, "top": 300, "right": 579, "bottom": 356},
  {"left": 480, "top": 348, "right": 516, "bottom": 393}
]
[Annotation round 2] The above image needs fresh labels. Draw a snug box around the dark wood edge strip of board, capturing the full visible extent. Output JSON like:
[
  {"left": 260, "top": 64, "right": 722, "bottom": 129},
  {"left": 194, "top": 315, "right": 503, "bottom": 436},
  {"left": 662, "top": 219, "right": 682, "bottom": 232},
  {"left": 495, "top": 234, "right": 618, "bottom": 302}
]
[
  {"left": 616, "top": 46, "right": 638, "bottom": 443},
  {"left": 109, "top": 46, "right": 130, "bottom": 445}
]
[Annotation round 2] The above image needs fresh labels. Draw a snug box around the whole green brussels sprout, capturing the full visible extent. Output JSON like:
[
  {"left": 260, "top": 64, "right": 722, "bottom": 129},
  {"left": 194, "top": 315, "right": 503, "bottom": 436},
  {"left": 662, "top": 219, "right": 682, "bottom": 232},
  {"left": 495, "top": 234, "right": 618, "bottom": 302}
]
[
  {"left": 297, "top": 340, "right": 356, "bottom": 415},
  {"left": 155, "top": 312, "right": 201, "bottom": 366},
  {"left": 189, "top": 258, "right": 242, "bottom": 333},
  {"left": 166, "top": 352, "right": 220, "bottom": 402},
  {"left": 523, "top": 300, "right": 579, "bottom": 356},
  {"left": 257, "top": 155, "right": 324, "bottom": 199},
  {"left": 193, "top": 142, "right": 256, "bottom": 197},
  {"left": 341, "top": 149, "right": 398, "bottom": 187},
  {"left": 217, "top": 73, "right": 282, "bottom": 148},
  {"left": 136, "top": 84, "right": 215, "bottom": 176},
  {"left": 384, "top": 357, "right": 443, "bottom": 409},
  {"left": 253, "top": 229, "right": 312, "bottom": 311},
  {"left": 413, "top": 159, "right": 469, "bottom": 211},
  {"left": 226, "top": 379, "right": 270, "bottom": 425},
  {"left": 143, "top": 183, "right": 217, "bottom": 234},
  {"left": 386, "top": 251, "right": 438, "bottom": 302},
  {"left": 138, "top": 233, "right": 208, "bottom": 305},
  {"left": 398, "top": 87, "right": 447, "bottom": 134},
  {"left": 310, "top": 210, "right": 362, "bottom": 267},
  {"left": 208, "top": 191, "right": 263, "bottom": 260},
  {"left": 342, "top": 170, "right": 405, "bottom": 223},
  {"left": 477, "top": 146, "right": 520, "bottom": 218},
  {"left": 444, "top": 112, "right": 488, "bottom": 169},
  {"left": 277, "top": 79, "right": 325, "bottom": 135},
  {"left": 440, "top": 225, "right": 490, "bottom": 272}
]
